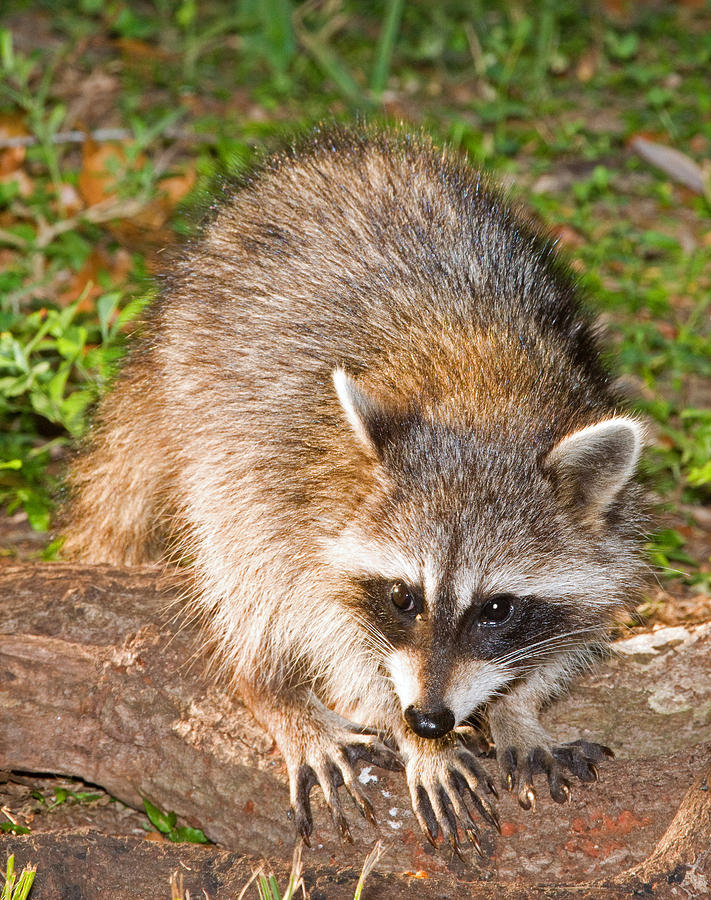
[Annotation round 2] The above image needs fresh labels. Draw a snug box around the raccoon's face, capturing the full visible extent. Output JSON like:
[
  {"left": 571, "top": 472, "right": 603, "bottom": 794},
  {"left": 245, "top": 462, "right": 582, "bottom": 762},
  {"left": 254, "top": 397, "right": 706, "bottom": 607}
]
[{"left": 329, "top": 369, "right": 644, "bottom": 740}]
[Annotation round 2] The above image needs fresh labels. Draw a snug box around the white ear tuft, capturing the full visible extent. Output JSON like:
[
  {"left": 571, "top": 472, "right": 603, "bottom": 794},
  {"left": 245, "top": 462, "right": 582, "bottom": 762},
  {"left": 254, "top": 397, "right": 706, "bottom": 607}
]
[
  {"left": 332, "top": 368, "right": 371, "bottom": 449},
  {"left": 545, "top": 417, "right": 644, "bottom": 511},
  {"left": 332, "top": 367, "right": 397, "bottom": 455}
]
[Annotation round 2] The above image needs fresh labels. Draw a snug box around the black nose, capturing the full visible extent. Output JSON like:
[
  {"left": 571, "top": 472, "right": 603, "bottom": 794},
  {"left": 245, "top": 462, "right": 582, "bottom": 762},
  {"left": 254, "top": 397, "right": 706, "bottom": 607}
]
[{"left": 404, "top": 705, "right": 455, "bottom": 740}]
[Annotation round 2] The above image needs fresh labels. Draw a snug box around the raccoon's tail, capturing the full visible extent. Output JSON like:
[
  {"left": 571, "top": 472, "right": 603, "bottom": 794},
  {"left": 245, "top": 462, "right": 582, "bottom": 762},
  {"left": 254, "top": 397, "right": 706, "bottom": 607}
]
[{"left": 60, "top": 358, "right": 173, "bottom": 566}]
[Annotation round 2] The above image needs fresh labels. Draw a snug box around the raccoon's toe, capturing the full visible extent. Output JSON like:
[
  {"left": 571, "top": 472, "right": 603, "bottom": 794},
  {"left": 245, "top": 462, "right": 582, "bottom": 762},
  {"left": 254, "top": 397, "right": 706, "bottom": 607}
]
[
  {"left": 292, "top": 764, "right": 318, "bottom": 846},
  {"left": 552, "top": 739, "right": 614, "bottom": 784}
]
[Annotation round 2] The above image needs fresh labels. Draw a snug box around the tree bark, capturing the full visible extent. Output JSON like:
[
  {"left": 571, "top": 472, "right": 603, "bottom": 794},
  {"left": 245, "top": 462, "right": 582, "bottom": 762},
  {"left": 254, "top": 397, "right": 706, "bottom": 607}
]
[{"left": 1, "top": 561, "right": 710, "bottom": 894}]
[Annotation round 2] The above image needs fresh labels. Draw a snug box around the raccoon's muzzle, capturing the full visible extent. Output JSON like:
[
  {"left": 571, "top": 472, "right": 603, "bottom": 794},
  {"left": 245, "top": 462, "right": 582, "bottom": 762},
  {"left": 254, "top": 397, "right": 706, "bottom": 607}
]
[{"left": 405, "top": 704, "right": 455, "bottom": 740}]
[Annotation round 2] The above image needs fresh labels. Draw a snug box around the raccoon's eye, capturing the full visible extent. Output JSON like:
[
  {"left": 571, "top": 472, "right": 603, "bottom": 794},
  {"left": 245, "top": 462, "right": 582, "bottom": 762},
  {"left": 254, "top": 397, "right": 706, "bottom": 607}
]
[
  {"left": 478, "top": 595, "right": 514, "bottom": 626},
  {"left": 390, "top": 581, "right": 416, "bottom": 613}
]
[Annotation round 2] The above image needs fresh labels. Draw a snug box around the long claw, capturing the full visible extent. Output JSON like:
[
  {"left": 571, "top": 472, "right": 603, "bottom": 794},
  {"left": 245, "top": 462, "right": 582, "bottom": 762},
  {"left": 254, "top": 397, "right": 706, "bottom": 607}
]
[
  {"left": 447, "top": 831, "right": 465, "bottom": 862},
  {"left": 360, "top": 796, "right": 377, "bottom": 826},
  {"left": 479, "top": 798, "right": 501, "bottom": 834},
  {"left": 414, "top": 786, "right": 439, "bottom": 846},
  {"left": 295, "top": 810, "right": 312, "bottom": 847},
  {"left": 518, "top": 787, "right": 536, "bottom": 811},
  {"left": 334, "top": 811, "right": 353, "bottom": 844},
  {"left": 469, "top": 829, "right": 486, "bottom": 859},
  {"left": 465, "top": 824, "right": 480, "bottom": 846}
]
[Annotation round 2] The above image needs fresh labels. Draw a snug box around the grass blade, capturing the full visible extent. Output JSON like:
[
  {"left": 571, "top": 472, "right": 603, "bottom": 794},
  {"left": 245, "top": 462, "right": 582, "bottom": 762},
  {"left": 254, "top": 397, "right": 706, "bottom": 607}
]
[{"left": 370, "top": 0, "right": 405, "bottom": 95}]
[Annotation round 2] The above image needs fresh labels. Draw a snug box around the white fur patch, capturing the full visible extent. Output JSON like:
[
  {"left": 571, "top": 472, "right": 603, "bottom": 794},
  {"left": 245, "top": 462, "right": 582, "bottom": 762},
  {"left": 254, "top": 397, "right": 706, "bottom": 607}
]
[
  {"left": 422, "top": 556, "right": 441, "bottom": 601},
  {"left": 445, "top": 659, "right": 511, "bottom": 724},
  {"left": 387, "top": 649, "right": 420, "bottom": 711},
  {"left": 452, "top": 562, "right": 622, "bottom": 614},
  {"left": 322, "top": 531, "right": 421, "bottom": 586}
]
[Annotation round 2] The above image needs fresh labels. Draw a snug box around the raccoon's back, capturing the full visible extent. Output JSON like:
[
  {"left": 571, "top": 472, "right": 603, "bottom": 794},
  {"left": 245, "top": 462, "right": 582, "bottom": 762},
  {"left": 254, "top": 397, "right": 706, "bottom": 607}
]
[
  {"left": 161, "top": 130, "right": 614, "bottom": 452},
  {"left": 63, "top": 127, "right": 618, "bottom": 563}
]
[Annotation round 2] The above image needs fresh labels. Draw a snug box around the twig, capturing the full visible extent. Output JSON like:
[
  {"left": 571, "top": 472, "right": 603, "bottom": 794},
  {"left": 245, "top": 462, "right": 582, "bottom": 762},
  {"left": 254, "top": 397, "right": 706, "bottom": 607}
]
[
  {"left": 0, "top": 195, "right": 152, "bottom": 250},
  {"left": 0, "top": 126, "right": 216, "bottom": 151}
]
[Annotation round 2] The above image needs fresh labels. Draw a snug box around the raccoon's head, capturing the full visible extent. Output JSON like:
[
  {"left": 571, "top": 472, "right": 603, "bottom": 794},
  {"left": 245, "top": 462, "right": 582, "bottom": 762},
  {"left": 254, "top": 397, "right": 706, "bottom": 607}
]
[{"left": 327, "top": 368, "right": 645, "bottom": 740}]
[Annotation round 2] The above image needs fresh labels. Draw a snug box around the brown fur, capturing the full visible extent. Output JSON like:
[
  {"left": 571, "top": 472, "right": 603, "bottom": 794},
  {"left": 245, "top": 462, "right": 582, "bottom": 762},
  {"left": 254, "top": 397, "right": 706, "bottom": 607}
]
[{"left": 62, "top": 126, "right": 647, "bottom": 846}]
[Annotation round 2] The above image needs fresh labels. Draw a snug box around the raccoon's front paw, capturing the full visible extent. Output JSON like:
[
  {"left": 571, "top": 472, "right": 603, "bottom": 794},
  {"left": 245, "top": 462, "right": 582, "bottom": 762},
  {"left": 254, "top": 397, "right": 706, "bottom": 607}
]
[
  {"left": 405, "top": 733, "right": 500, "bottom": 859},
  {"left": 498, "top": 740, "right": 614, "bottom": 809},
  {"left": 285, "top": 718, "right": 403, "bottom": 846}
]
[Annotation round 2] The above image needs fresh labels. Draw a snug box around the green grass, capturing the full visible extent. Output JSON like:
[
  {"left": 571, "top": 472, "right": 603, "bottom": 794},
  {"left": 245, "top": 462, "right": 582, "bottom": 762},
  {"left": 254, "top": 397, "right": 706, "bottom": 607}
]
[
  {"left": 1, "top": 856, "right": 36, "bottom": 900},
  {"left": 0, "top": 0, "right": 709, "bottom": 594},
  {"left": 236, "top": 841, "right": 384, "bottom": 900}
]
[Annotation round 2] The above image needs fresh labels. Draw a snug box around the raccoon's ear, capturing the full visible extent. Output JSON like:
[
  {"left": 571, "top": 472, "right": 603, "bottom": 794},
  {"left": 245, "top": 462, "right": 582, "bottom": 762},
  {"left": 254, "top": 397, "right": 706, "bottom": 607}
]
[
  {"left": 544, "top": 417, "right": 644, "bottom": 511},
  {"left": 332, "top": 368, "right": 398, "bottom": 456}
]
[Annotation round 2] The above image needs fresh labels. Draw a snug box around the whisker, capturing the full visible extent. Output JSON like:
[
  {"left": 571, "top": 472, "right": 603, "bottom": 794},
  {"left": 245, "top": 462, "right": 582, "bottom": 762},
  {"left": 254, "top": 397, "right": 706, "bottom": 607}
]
[{"left": 492, "top": 626, "right": 607, "bottom": 668}]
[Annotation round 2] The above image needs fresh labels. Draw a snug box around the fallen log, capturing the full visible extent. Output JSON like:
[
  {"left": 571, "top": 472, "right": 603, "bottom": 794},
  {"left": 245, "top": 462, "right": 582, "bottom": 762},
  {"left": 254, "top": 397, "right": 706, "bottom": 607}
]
[{"left": 1, "top": 561, "right": 710, "bottom": 892}]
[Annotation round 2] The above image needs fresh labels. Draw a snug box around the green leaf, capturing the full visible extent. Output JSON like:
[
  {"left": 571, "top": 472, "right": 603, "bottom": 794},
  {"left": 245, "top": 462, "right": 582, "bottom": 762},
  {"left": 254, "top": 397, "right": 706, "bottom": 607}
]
[
  {"left": 97, "top": 291, "right": 121, "bottom": 342},
  {"left": 170, "top": 824, "right": 210, "bottom": 844},
  {"left": 0, "top": 822, "right": 30, "bottom": 835},
  {"left": 21, "top": 490, "right": 50, "bottom": 532},
  {"left": 0, "top": 28, "right": 14, "bottom": 71},
  {"left": 688, "top": 461, "right": 711, "bottom": 487},
  {"left": 142, "top": 798, "right": 179, "bottom": 834}
]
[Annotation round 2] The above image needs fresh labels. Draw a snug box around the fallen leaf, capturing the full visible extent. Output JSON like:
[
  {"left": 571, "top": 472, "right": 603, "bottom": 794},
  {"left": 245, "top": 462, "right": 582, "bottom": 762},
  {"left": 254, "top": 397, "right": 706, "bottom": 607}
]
[
  {"left": 630, "top": 135, "right": 709, "bottom": 196},
  {"left": 78, "top": 138, "right": 145, "bottom": 207},
  {"left": 156, "top": 165, "right": 197, "bottom": 208},
  {"left": 0, "top": 113, "right": 29, "bottom": 176},
  {"left": 576, "top": 48, "right": 598, "bottom": 83},
  {"left": 58, "top": 247, "right": 133, "bottom": 311},
  {"left": 552, "top": 223, "right": 586, "bottom": 249}
]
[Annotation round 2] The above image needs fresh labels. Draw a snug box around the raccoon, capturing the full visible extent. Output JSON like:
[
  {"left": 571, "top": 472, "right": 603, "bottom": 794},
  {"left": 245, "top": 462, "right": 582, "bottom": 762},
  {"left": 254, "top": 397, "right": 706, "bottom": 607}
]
[{"left": 62, "top": 126, "right": 646, "bottom": 854}]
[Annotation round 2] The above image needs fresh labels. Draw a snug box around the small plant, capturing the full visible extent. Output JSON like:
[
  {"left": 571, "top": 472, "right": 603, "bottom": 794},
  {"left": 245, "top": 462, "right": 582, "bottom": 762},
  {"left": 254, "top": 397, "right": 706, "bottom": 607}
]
[
  {"left": 32, "top": 785, "right": 103, "bottom": 809},
  {"left": 1, "top": 855, "right": 36, "bottom": 900},
  {"left": 239, "top": 841, "right": 385, "bottom": 900},
  {"left": 142, "top": 797, "right": 210, "bottom": 844}
]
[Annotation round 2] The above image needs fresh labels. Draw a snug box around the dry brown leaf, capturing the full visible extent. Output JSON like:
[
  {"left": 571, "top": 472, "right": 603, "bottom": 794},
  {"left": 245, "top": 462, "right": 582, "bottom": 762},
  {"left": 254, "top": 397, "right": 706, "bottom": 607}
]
[
  {"left": 630, "top": 135, "right": 708, "bottom": 195},
  {"left": 156, "top": 166, "right": 197, "bottom": 207},
  {"left": 552, "top": 224, "right": 586, "bottom": 250},
  {"left": 58, "top": 247, "right": 133, "bottom": 311},
  {"left": 78, "top": 138, "right": 145, "bottom": 207},
  {"left": 116, "top": 37, "right": 174, "bottom": 61},
  {"left": 576, "top": 48, "right": 599, "bottom": 83},
  {"left": 0, "top": 113, "right": 29, "bottom": 176}
]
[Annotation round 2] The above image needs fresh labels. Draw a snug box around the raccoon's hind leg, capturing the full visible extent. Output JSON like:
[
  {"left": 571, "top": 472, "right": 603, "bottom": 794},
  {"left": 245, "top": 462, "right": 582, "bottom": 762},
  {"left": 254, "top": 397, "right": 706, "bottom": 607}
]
[
  {"left": 61, "top": 363, "right": 171, "bottom": 565},
  {"left": 239, "top": 681, "right": 402, "bottom": 844},
  {"left": 487, "top": 658, "right": 613, "bottom": 810}
]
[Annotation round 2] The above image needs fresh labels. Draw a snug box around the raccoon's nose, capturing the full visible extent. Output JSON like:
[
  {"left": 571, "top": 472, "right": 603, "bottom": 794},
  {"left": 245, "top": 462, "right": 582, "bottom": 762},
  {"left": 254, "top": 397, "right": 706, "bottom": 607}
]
[{"left": 404, "top": 705, "right": 455, "bottom": 740}]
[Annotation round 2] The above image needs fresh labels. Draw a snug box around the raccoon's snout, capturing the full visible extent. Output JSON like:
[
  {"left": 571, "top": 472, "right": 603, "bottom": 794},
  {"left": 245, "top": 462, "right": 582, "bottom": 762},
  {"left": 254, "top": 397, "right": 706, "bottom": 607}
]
[{"left": 404, "top": 704, "right": 455, "bottom": 740}]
